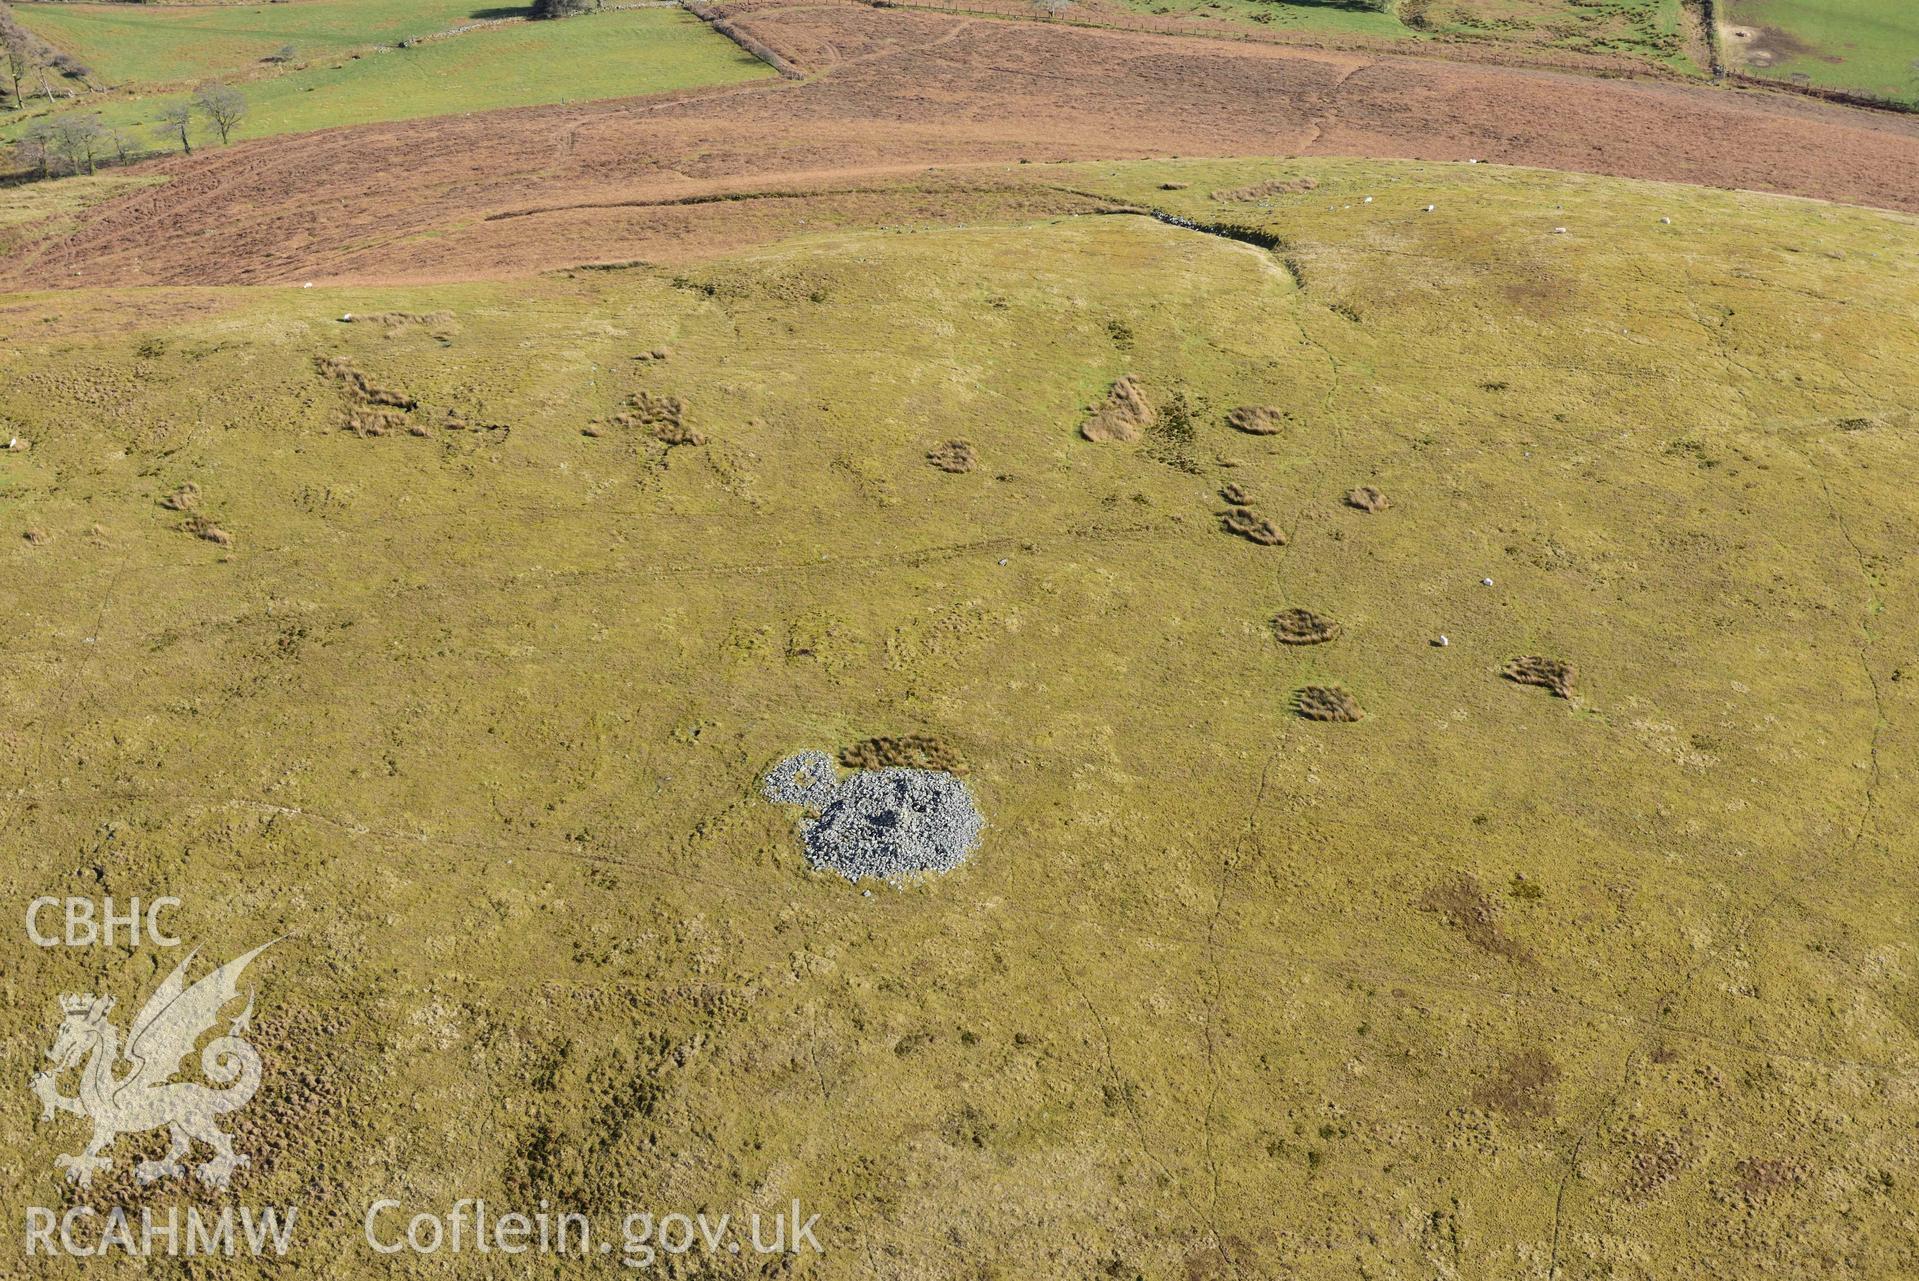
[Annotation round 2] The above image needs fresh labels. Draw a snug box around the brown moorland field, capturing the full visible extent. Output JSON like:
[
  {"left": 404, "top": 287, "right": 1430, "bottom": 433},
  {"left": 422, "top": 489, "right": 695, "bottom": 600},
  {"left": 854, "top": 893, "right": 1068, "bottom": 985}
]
[{"left": 6, "top": 2, "right": 1919, "bottom": 289}]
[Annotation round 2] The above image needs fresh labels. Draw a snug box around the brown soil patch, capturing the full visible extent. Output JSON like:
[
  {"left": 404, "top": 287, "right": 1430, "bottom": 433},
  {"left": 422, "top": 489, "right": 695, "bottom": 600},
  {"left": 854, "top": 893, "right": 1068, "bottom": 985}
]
[
  {"left": 317, "top": 354, "right": 419, "bottom": 436},
  {"left": 159, "top": 482, "right": 200, "bottom": 511},
  {"left": 1212, "top": 176, "right": 1318, "bottom": 201},
  {"left": 181, "top": 514, "right": 233, "bottom": 547},
  {"left": 1294, "top": 685, "right": 1360, "bottom": 722},
  {"left": 1473, "top": 1048, "right": 1560, "bottom": 1119},
  {"left": 1420, "top": 873, "right": 1532, "bottom": 961},
  {"left": 1180, "top": 1235, "right": 1254, "bottom": 1281},
  {"left": 1219, "top": 482, "right": 1249, "bottom": 505},
  {"left": 1504, "top": 655, "right": 1575, "bottom": 698},
  {"left": 927, "top": 439, "right": 978, "bottom": 473},
  {"left": 1082, "top": 375, "right": 1152, "bottom": 443},
  {"left": 346, "top": 407, "right": 409, "bottom": 437},
  {"left": 11, "top": 8, "right": 1919, "bottom": 288},
  {"left": 614, "top": 390, "right": 704, "bottom": 446},
  {"left": 1221, "top": 507, "right": 1284, "bottom": 545},
  {"left": 1226, "top": 406, "right": 1288, "bottom": 437},
  {"left": 1626, "top": 1132, "right": 1689, "bottom": 1199},
  {"left": 1720, "top": 22, "right": 1824, "bottom": 74},
  {"left": 1273, "top": 607, "right": 1338, "bottom": 645},
  {"left": 1344, "top": 484, "right": 1389, "bottom": 512},
  {"left": 315, "top": 355, "right": 416, "bottom": 410},
  {"left": 1729, "top": 1156, "right": 1804, "bottom": 1204},
  {"left": 840, "top": 734, "right": 969, "bottom": 774},
  {"left": 357, "top": 310, "right": 456, "bottom": 338}
]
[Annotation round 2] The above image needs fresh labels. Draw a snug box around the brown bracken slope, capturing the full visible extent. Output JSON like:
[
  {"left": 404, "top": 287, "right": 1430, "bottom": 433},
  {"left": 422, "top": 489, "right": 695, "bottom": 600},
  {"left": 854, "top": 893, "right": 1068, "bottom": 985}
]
[{"left": 9, "top": 3, "right": 1919, "bottom": 288}]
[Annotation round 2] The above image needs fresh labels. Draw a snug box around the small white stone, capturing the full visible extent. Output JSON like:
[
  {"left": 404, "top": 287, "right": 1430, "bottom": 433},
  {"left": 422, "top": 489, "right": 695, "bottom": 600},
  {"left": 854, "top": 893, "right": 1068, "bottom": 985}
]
[
  {"left": 1660, "top": 216, "right": 1673, "bottom": 225},
  {"left": 340, "top": 312, "right": 353, "bottom": 322},
  {"left": 1554, "top": 227, "right": 1568, "bottom": 234},
  {"left": 1435, "top": 635, "right": 1450, "bottom": 647},
  {"left": 1423, "top": 204, "right": 1436, "bottom": 213},
  {"left": 1363, "top": 196, "right": 1374, "bottom": 204},
  {"left": 1481, "top": 577, "right": 1494, "bottom": 587},
  {"left": 998, "top": 558, "right": 1009, "bottom": 566}
]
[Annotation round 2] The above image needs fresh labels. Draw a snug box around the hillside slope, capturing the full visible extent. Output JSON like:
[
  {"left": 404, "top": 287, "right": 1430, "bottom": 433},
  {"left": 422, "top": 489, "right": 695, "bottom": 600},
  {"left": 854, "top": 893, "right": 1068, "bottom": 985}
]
[{"left": 4, "top": 158, "right": 1915, "bottom": 1278}]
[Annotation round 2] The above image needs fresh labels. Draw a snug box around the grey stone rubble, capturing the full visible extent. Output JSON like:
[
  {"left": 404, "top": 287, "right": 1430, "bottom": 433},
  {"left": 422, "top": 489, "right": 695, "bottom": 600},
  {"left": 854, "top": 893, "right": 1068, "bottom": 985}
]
[{"left": 762, "top": 750, "right": 984, "bottom": 884}]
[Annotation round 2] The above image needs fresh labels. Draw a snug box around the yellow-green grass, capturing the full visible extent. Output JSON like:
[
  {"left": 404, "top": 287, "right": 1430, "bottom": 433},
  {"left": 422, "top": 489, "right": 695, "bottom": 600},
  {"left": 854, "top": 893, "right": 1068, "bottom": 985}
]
[
  {"left": 1723, "top": 0, "right": 1919, "bottom": 105},
  {"left": 2, "top": 158, "right": 1915, "bottom": 1277},
  {"left": 10, "top": 0, "right": 495, "bottom": 87},
  {"left": 2, "top": 10, "right": 773, "bottom": 153},
  {"left": 0, "top": 170, "right": 161, "bottom": 250}
]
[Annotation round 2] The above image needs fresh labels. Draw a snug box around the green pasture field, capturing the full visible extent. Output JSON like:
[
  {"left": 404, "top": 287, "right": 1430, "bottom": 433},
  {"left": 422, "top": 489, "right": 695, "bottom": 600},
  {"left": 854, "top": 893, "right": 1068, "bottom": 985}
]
[
  {"left": 1722, "top": 0, "right": 1919, "bottom": 105},
  {"left": 1, "top": 10, "right": 772, "bottom": 153},
  {"left": 10, "top": 0, "right": 492, "bottom": 88},
  {"left": 1107, "top": 0, "right": 1700, "bottom": 72}
]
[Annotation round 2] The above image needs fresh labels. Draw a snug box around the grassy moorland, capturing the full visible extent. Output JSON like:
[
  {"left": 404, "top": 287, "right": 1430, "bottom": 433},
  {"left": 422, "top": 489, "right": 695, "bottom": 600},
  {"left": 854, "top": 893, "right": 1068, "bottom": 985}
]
[
  {"left": 2, "top": 157, "right": 1914, "bottom": 1277},
  {"left": 0, "top": 8, "right": 771, "bottom": 156}
]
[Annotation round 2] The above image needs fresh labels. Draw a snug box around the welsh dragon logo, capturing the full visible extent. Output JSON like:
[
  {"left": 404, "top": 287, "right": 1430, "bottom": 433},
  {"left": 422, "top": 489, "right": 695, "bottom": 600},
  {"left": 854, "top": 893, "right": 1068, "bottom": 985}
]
[{"left": 31, "top": 941, "right": 276, "bottom": 1190}]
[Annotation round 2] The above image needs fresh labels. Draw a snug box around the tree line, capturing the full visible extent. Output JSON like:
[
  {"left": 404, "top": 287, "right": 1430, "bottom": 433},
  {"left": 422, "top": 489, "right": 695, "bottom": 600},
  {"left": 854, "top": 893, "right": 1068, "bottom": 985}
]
[{"left": 10, "top": 83, "right": 246, "bottom": 179}]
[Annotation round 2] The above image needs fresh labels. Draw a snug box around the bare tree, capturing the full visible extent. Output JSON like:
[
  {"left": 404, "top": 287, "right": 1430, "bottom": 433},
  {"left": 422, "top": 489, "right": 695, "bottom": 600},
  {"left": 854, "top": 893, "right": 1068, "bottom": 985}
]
[
  {"left": 154, "top": 100, "right": 193, "bottom": 155},
  {"left": 15, "top": 118, "right": 55, "bottom": 178},
  {"left": 48, "top": 112, "right": 106, "bottom": 174},
  {"left": 27, "top": 40, "right": 64, "bottom": 106},
  {"left": 4, "top": 30, "right": 44, "bottom": 109},
  {"left": 192, "top": 82, "right": 246, "bottom": 145}
]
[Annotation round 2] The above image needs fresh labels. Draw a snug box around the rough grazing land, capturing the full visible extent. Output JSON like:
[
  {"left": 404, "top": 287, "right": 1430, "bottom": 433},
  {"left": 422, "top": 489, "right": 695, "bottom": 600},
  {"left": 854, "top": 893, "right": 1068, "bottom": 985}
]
[
  {"left": 5, "top": 5, "right": 1919, "bottom": 289},
  {"left": 3, "top": 158, "right": 1916, "bottom": 1278}
]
